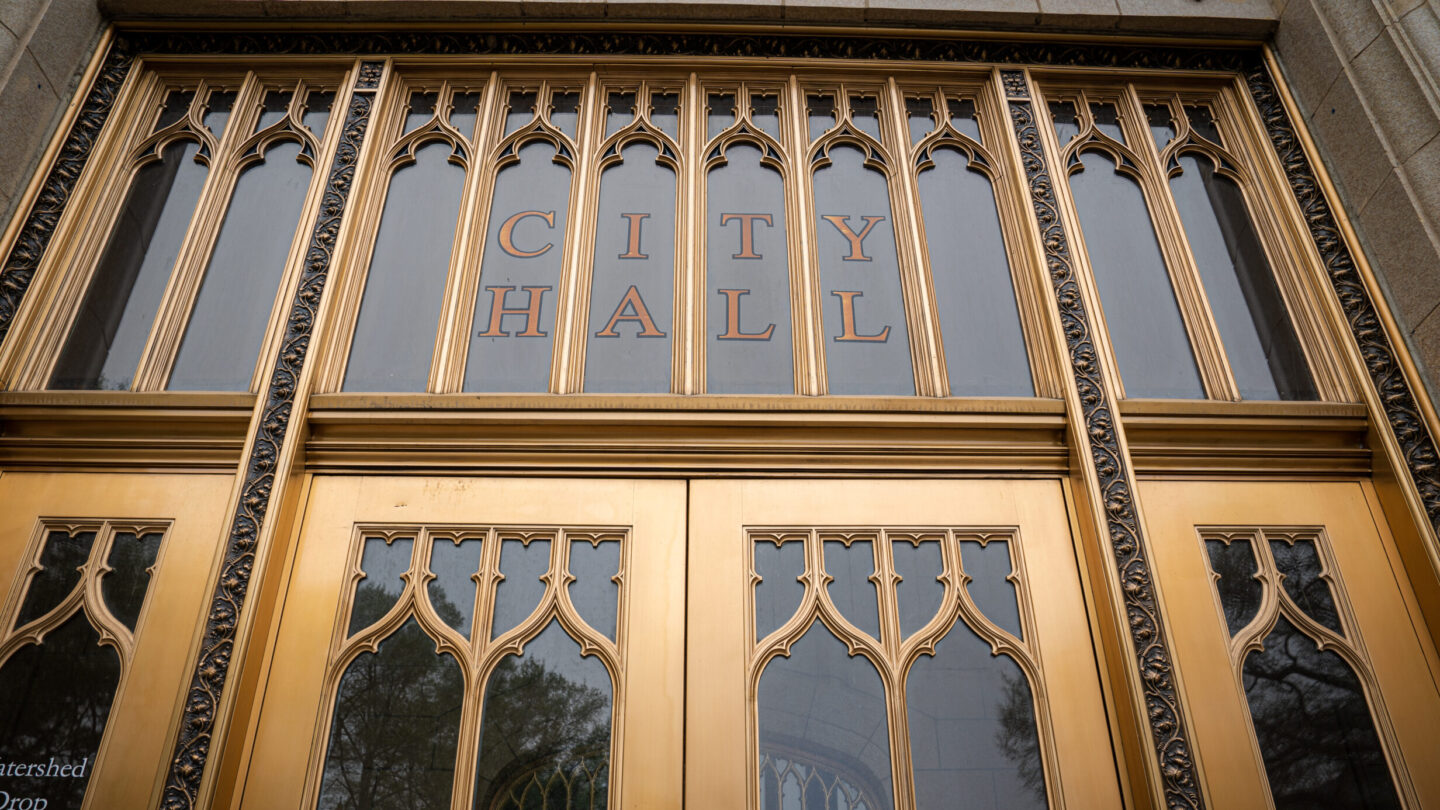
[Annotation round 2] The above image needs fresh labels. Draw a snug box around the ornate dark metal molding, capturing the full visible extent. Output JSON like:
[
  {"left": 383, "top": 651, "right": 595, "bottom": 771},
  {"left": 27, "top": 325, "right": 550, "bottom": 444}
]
[
  {"left": 1244, "top": 58, "right": 1440, "bottom": 536},
  {"left": 1001, "top": 69, "right": 1203, "bottom": 810},
  {"left": 0, "top": 38, "right": 134, "bottom": 349},
  {"left": 158, "top": 62, "right": 382, "bottom": 810}
]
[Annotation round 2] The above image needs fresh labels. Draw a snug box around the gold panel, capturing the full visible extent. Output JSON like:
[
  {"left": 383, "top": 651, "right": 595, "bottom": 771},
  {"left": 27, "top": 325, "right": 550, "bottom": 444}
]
[
  {"left": 0, "top": 471, "right": 234, "bottom": 809},
  {"left": 235, "top": 476, "right": 684, "bottom": 810},
  {"left": 1141, "top": 479, "right": 1440, "bottom": 808},
  {"left": 685, "top": 478, "right": 1122, "bottom": 810}
]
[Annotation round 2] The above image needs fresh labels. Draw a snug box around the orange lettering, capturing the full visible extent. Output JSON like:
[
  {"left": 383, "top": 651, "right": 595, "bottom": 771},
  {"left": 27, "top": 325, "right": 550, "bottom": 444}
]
[
  {"left": 498, "top": 210, "right": 555, "bottom": 258},
  {"left": 619, "top": 213, "right": 650, "bottom": 259},
  {"left": 831, "top": 291, "right": 890, "bottom": 342},
  {"left": 479, "top": 286, "right": 551, "bottom": 337},
  {"left": 596, "top": 286, "right": 666, "bottom": 337},
  {"left": 821, "top": 215, "right": 886, "bottom": 261},
  {"left": 717, "top": 289, "right": 775, "bottom": 340},
  {"left": 719, "top": 213, "right": 773, "bottom": 260}
]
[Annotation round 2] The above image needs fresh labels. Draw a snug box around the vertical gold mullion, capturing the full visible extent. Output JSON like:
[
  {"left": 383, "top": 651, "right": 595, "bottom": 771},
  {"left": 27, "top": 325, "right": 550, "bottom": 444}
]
[
  {"left": 681, "top": 73, "right": 704, "bottom": 394},
  {"left": 132, "top": 73, "right": 266, "bottom": 391},
  {"left": 433, "top": 73, "right": 502, "bottom": 394},
  {"left": 873, "top": 531, "right": 916, "bottom": 810},
  {"left": 786, "top": 77, "right": 824, "bottom": 395},
  {"left": 553, "top": 72, "right": 602, "bottom": 393},
  {"left": 1121, "top": 84, "right": 1238, "bottom": 401},
  {"left": 883, "top": 78, "right": 944, "bottom": 398}
]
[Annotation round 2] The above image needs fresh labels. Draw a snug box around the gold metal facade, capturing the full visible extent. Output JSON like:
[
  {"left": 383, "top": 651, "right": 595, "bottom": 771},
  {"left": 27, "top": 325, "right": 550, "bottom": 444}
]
[{"left": 0, "top": 29, "right": 1435, "bottom": 810}]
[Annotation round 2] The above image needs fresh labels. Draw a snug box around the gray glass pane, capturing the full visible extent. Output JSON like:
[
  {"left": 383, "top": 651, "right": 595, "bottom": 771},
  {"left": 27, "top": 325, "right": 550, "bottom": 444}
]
[
  {"left": 906, "top": 625, "right": 1046, "bottom": 809},
  {"left": 406, "top": 91, "right": 438, "bottom": 134},
  {"left": 755, "top": 539, "right": 806, "bottom": 641},
  {"left": 465, "top": 140, "right": 571, "bottom": 393},
  {"left": 849, "top": 95, "right": 881, "bottom": 140},
  {"left": 551, "top": 91, "right": 580, "bottom": 139},
  {"left": 824, "top": 540, "right": 880, "bottom": 639},
  {"left": 317, "top": 619, "right": 463, "bottom": 810},
  {"left": 492, "top": 538, "right": 551, "bottom": 640},
  {"left": 1185, "top": 105, "right": 1222, "bottom": 145},
  {"left": 17, "top": 530, "right": 95, "bottom": 627},
  {"left": 504, "top": 91, "right": 536, "bottom": 135},
  {"left": 752, "top": 93, "right": 781, "bottom": 139},
  {"left": 569, "top": 539, "right": 621, "bottom": 641},
  {"left": 1048, "top": 101, "right": 1079, "bottom": 148},
  {"left": 1170, "top": 156, "right": 1315, "bottom": 399},
  {"left": 1144, "top": 104, "right": 1175, "bottom": 150},
  {"left": 1090, "top": 103, "right": 1124, "bottom": 144},
  {"left": 807, "top": 94, "right": 837, "bottom": 142},
  {"left": 349, "top": 536, "right": 413, "bottom": 637},
  {"left": 0, "top": 612, "right": 120, "bottom": 808},
  {"left": 1071, "top": 151, "right": 1204, "bottom": 398},
  {"left": 814, "top": 146, "right": 914, "bottom": 395},
  {"left": 906, "top": 96, "right": 935, "bottom": 144},
  {"left": 707, "top": 93, "right": 736, "bottom": 140},
  {"left": 892, "top": 539, "right": 943, "bottom": 639},
  {"left": 960, "top": 540, "right": 1023, "bottom": 639},
  {"left": 156, "top": 90, "right": 194, "bottom": 130},
  {"left": 918, "top": 148, "right": 1034, "bottom": 396},
  {"left": 256, "top": 90, "right": 292, "bottom": 132},
  {"left": 304, "top": 90, "right": 335, "bottom": 140},
  {"left": 448, "top": 91, "right": 481, "bottom": 140},
  {"left": 343, "top": 144, "right": 465, "bottom": 392},
  {"left": 1205, "top": 538, "right": 1263, "bottom": 637},
  {"left": 584, "top": 143, "right": 675, "bottom": 393},
  {"left": 101, "top": 530, "right": 164, "bottom": 632},
  {"left": 758, "top": 621, "right": 894, "bottom": 810},
  {"left": 707, "top": 145, "right": 793, "bottom": 393},
  {"left": 204, "top": 89, "right": 237, "bottom": 139},
  {"left": 1269, "top": 539, "right": 1343, "bottom": 635},
  {"left": 428, "top": 537, "right": 483, "bottom": 636},
  {"left": 168, "top": 140, "right": 312, "bottom": 390},
  {"left": 605, "top": 92, "right": 636, "bottom": 139},
  {"left": 474, "top": 620, "right": 612, "bottom": 810},
  {"left": 947, "top": 98, "right": 982, "bottom": 143},
  {"left": 51, "top": 140, "right": 208, "bottom": 390},
  {"left": 1243, "top": 616, "right": 1400, "bottom": 810},
  {"left": 651, "top": 92, "right": 680, "bottom": 142}
]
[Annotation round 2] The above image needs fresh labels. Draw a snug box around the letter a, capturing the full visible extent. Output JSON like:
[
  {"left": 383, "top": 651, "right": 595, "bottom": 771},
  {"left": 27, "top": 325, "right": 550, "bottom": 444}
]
[
  {"left": 596, "top": 286, "right": 667, "bottom": 337},
  {"left": 831, "top": 290, "right": 890, "bottom": 342},
  {"left": 821, "top": 215, "right": 885, "bottom": 261}
]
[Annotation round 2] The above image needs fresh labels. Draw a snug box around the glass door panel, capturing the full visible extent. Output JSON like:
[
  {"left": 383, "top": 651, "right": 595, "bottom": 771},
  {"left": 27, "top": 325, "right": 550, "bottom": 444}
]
[
  {"left": 686, "top": 479, "right": 1122, "bottom": 810},
  {"left": 1141, "top": 480, "right": 1440, "bottom": 809},
  {"left": 0, "top": 472, "right": 235, "bottom": 809},
  {"left": 238, "top": 477, "right": 684, "bottom": 810}
]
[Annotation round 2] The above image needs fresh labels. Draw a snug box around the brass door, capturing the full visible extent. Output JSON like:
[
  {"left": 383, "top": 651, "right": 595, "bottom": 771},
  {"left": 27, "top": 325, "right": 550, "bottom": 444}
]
[
  {"left": 1142, "top": 480, "right": 1440, "bottom": 808},
  {"left": 686, "top": 478, "right": 1122, "bottom": 810},
  {"left": 0, "top": 472, "right": 234, "bottom": 810},
  {"left": 237, "top": 476, "right": 685, "bottom": 809}
]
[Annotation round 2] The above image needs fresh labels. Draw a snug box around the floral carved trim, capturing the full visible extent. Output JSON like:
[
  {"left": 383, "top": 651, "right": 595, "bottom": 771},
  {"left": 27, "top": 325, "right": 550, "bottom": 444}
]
[
  {"left": 0, "top": 39, "right": 134, "bottom": 349},
  {"left": 1245, "top": 59, "right": 1440, "bottom": 535},
  {"left": 159, "top": 67, "right": 380, "bottom": 810},
  {"left": 1003, "top": 71, "right": 1202, "bottom": 810}
]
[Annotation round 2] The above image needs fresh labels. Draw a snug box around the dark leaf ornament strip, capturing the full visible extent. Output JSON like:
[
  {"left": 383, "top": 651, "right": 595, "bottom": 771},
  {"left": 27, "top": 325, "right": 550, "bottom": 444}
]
[
  {"left": 158, "top": 63, "right": 381, "bottom": 810},
  {"left": 1244, "top": 59, "right": 1440, "bottom": 535},
  {"left": 1002, "top": 70, "right": 1203, "bottom": 810},
  {"left": 0, "top": 39, "right": 133, "bottom": 348}
]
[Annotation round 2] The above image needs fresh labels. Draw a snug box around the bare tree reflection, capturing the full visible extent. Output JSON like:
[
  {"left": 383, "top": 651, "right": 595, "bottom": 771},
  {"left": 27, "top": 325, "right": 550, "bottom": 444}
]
[
  {"left": 1243, "top": 616, "right": 1399, "bottom": 810},
  {"left": 995, "top": 669, "right": 1046, "bottom": 804}
]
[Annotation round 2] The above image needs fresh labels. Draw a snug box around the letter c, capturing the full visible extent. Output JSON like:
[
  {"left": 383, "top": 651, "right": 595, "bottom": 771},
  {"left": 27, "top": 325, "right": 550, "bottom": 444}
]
[{"left": 498, "top": 210, "right": 555, "bottom": 258}]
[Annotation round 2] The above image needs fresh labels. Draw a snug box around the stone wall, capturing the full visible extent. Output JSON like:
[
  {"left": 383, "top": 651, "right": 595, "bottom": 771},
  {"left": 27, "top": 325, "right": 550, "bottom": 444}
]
[{"left": 10, "top": 0, "right": 1440, "bottom": 406}]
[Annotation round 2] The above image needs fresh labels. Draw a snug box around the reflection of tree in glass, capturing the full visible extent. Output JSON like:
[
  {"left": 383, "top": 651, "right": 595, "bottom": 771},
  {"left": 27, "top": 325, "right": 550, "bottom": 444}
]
[
  {"left": 316, "top": 584, "right": 466, "bottom": 810},
  {"left": 473, "top": 629, "right": 611, "bottom": 810},
  {"left": 1205, "top": 539, "right": 1263, "bottom": 637},
  {"left": 1243, "top": 616, "right": 1400, "bottom": 810},
  {"left": 0, "top": 612, "right": 119, "bottom": 807},
  {"left": 994, "top": 668, "right": 1046, "bottom": 805}
]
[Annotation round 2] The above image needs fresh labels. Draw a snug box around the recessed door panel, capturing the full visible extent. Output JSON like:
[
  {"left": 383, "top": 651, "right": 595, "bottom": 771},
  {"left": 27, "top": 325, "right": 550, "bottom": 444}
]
[
  {"left": 239, "top": 477, "right": 685, "bottom": 810},
  {"left": 686, "top": 479, "right": 1122, "bottom": 810},
  {"left": 1142, "top": 480, "right": 1440, "bottom": 809}
]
